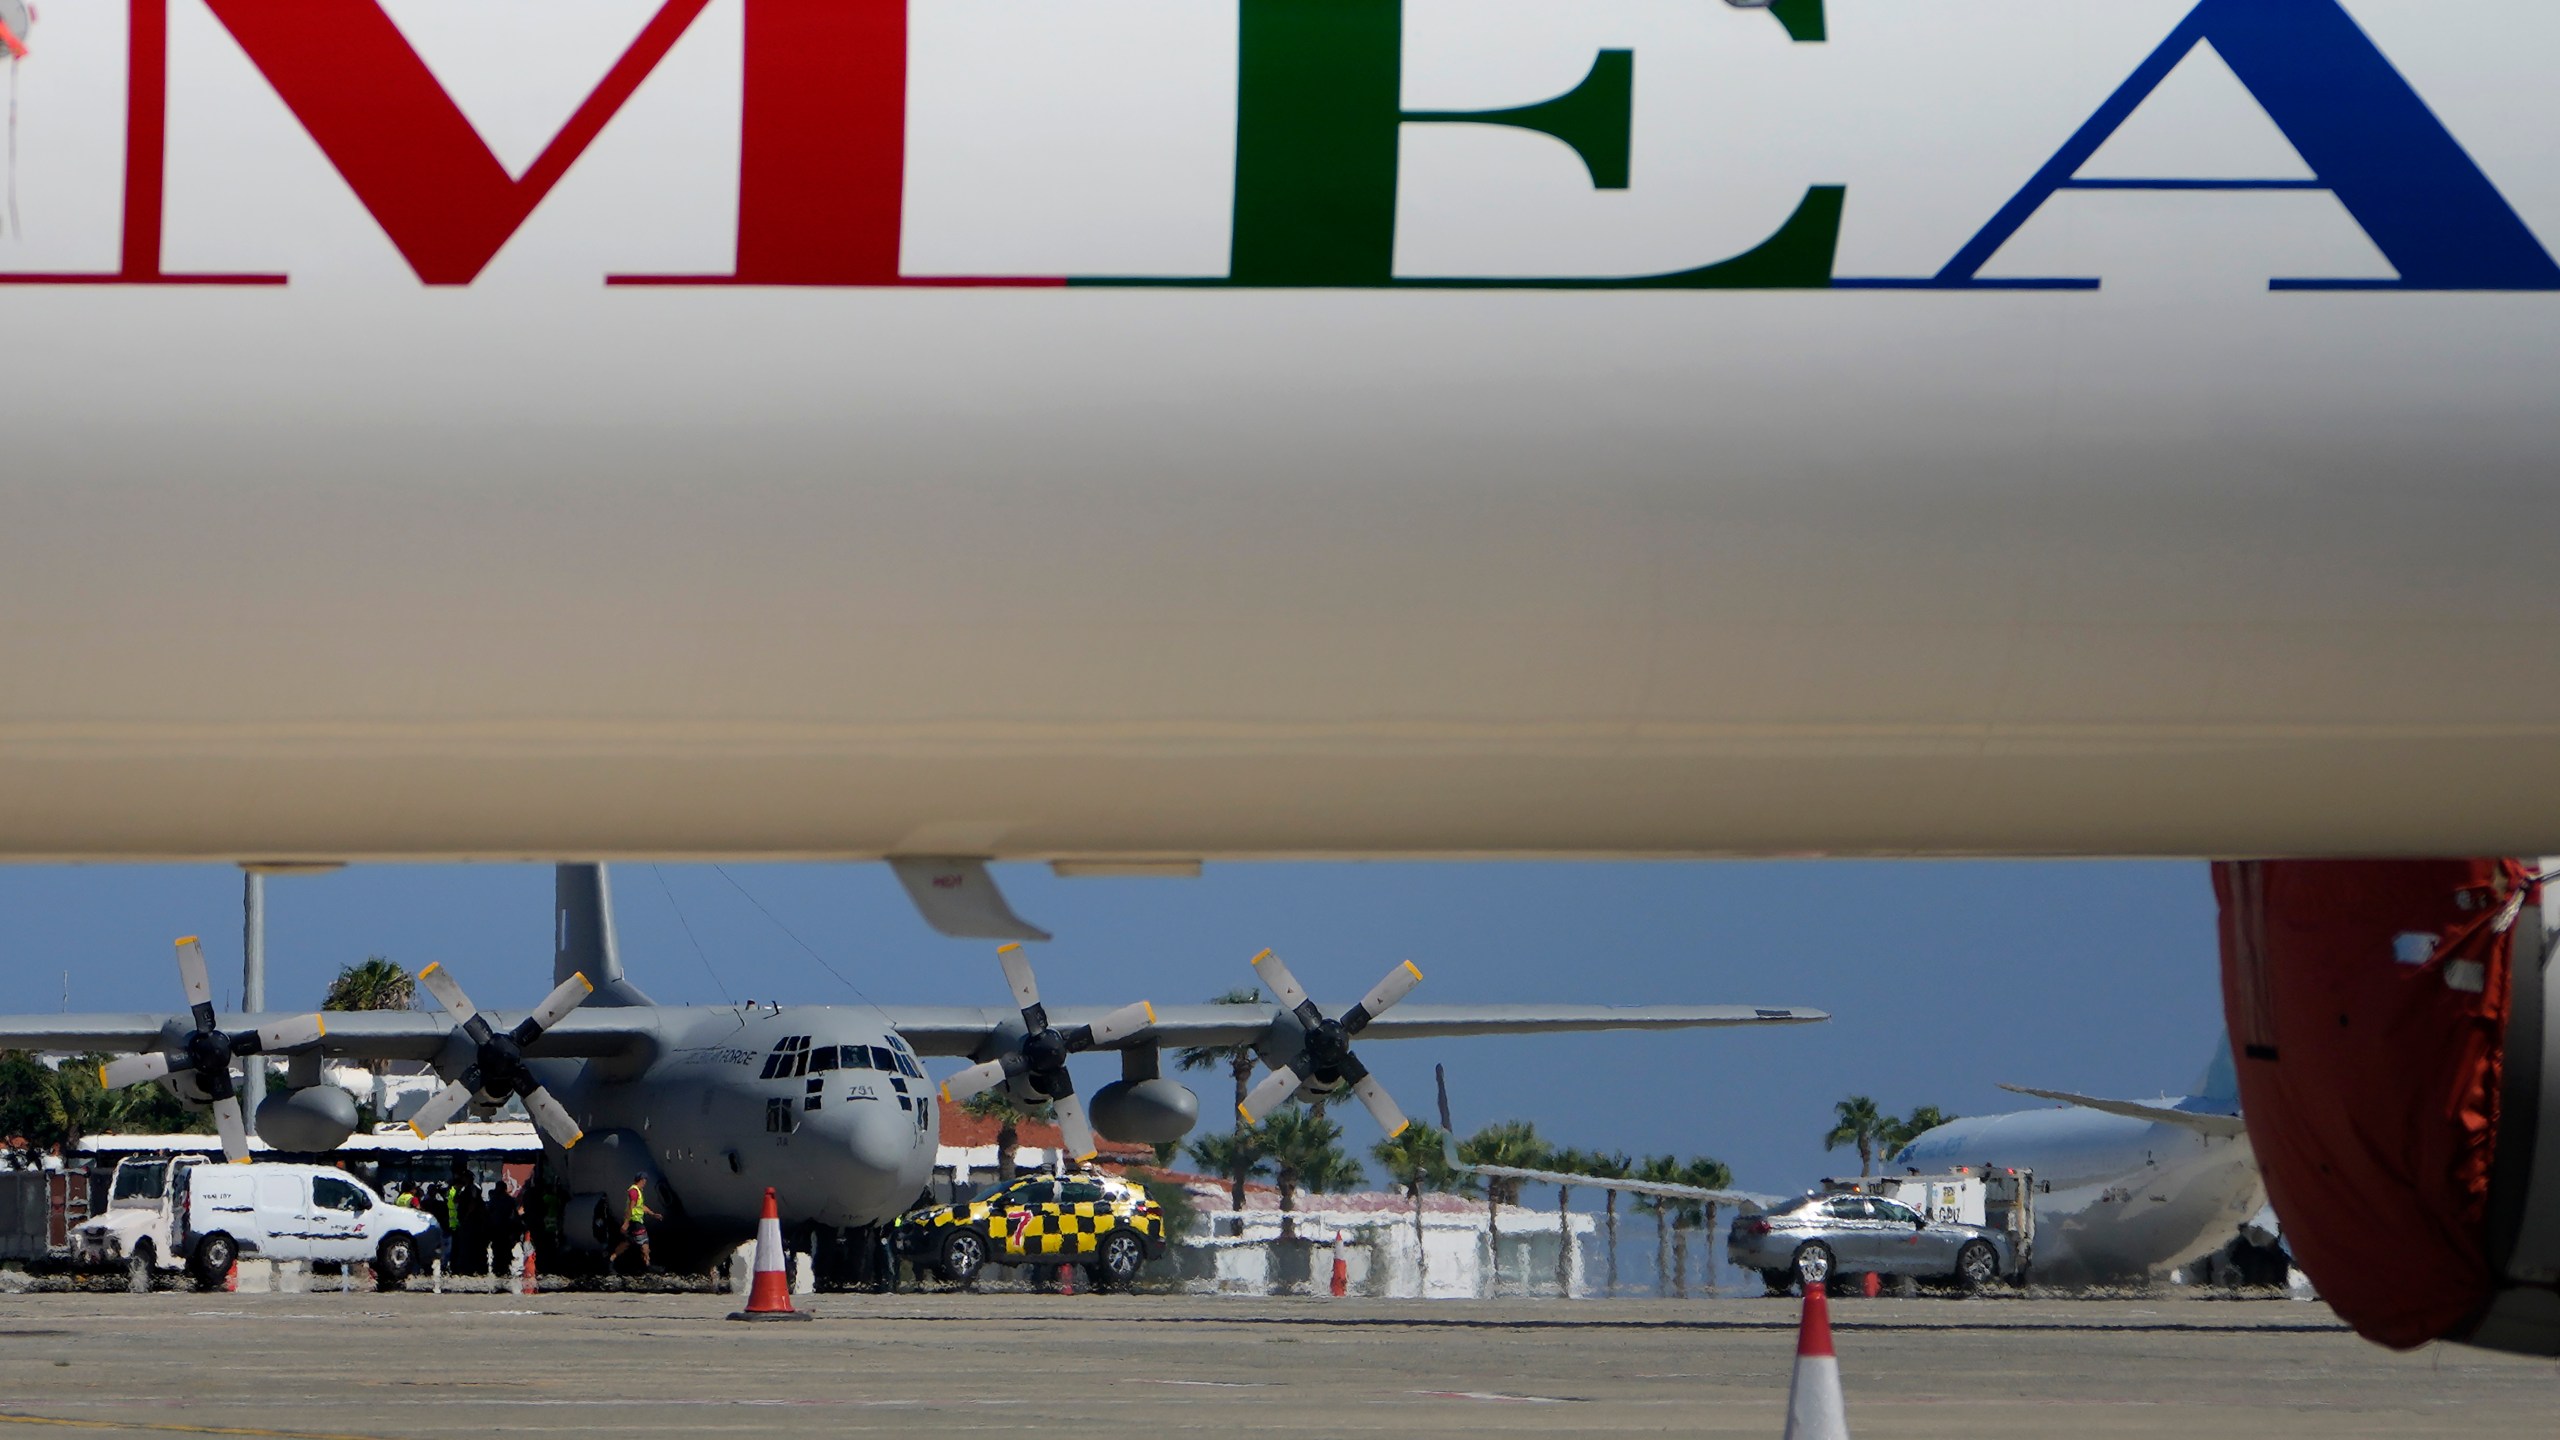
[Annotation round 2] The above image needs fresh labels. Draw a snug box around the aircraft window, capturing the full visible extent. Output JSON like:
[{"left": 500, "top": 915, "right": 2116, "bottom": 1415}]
[
  {"left": 313, "top": 1177, "right": 369, "bottom": 1214},
  {"left": 766, "top": 1097, "right": 800, "bottom": 1134},
  {"left": 896, "top": 1053, "right": 924, "bottom": 1079},
  {"left": 809, "top": 1047, "right": 837, "bottom": 1073},
  {"left": 841, "top": 1046, "right": 871, "bottom": 1070},
  {"left": 869, "top": 1046, "right": 896, "bottom": 1073},
  {"left": 111, "top": 1164, "right": 169, "bottom": 1203}
]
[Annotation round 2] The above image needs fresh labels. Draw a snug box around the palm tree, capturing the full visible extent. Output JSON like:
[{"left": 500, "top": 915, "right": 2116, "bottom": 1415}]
[
  {"left": 1259, "top": 1108, "right": 1352, "bottom": 1240},
  {"left": 1458, "top": 1120, "right": 1547, "bottom": 1294},
  {"left": 1634, "top": 1153, "right": 1683, "bottom": 1296},
  {"left": 1583, "top": 1150, "right": 1632, "bottom": 1296},
  {"left": 962, "top": 1090, "right": 1043, "bottom": 1184},
  {"left": 1681, "top": 1156, "right": 1734, "bottom": 1295},
  {"left": 1186, "top": 1129, "right": 1272, "bottom": 1212},
  {"left": 0, "top": 1052, "right": 206, "bottom": 1165},
  {"left": 1545, "top": 1147, "right": 1593, "bottom": 1297},
  {"left": 1372, "top": 1121, "right": 1463, "bottom": 1291},
  {"left": 1883, "top": 1104, "right": 1957, "bottom": 1164},
  {"left": 1825, "top": 1095, "right": 1889, "bottom": 1178},
  {"left": 324, "top": 957, "right": 416, "bottom": 1076},
  {"left": 1174, "top": 987, "right": 1266, "bottom": 1207}
]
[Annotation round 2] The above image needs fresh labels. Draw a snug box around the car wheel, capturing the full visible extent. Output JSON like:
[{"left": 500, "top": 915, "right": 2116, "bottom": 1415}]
[
  {"left": 191, "top": 1233, "right": 237, "bottom": 1290},
  {"left": 1090, "top": 1231, "right": 1147, "bottom": 1292},
  {"left": 939, "top": 1230, "right": 987, "bottom": 1288},
  {"left": 376, "top": 1233, "right": 416, "bottom": 1291},
  {"left": 127, "top": 1242, "right": 156, "bottom": 1294},
  {"left": 1955, "top": 1239, "right": 2000, "bottom": 1292},
  {"left": 1790, "top": 1241, "right": 1834, "bottom": 1294}
]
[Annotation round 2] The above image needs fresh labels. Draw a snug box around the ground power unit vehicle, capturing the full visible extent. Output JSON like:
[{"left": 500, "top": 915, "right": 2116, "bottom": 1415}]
[
  {"left": 71, "top": 1155, "right": 435, "bottom": 1290},
  {"left": 1730, "top": 1169, "right": 2037, "bottom": 1295},
  {"left": 896, "top": 1171, "right": 1168, "bottom": 1291}
]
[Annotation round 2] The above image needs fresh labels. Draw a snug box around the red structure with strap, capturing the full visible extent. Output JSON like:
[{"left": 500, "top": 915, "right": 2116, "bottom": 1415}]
[{"left": 2217, "top": 858, "right": 2523, "bottom": 1348}]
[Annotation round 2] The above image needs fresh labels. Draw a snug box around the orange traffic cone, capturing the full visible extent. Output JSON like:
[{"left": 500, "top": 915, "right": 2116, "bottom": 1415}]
[
  {"left": 224, "top": 1260, "right": 238, "bottom": 1293},
  {"left": 1330, "top": 1231, "right": 1348, "bottom": 1297},
  {"left": 727, "top": 1188, "right": 813, "bottom": 1322},
  {"left": 1783, "top": 1282, "right": 1849, "bottom": 1439},
  {"left": 519, "top": 1240, "right": 538, "bottom": 1297},
  {"left": 1860, "top": 1271, "right": 1880, "bottom": 1299}
]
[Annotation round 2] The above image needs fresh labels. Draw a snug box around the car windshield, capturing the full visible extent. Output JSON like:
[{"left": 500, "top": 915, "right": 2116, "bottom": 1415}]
[{"left": 110, "top": 1162, "right": 168, "bottom": 1203}]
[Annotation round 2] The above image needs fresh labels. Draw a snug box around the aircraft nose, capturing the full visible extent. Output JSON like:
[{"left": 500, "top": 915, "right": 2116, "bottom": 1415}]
[{"left": 845, "top": 1102, "right": 913, "bottom": 1176}]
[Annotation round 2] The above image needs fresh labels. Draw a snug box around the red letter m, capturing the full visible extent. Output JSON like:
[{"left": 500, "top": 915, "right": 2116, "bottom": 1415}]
[{"left": 204, "top": 0, "right": 712, "bottom": 284}]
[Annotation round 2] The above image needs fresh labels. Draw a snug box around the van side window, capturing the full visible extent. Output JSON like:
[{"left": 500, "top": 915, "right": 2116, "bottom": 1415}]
[{"left": 313, "top": 1177, "right": 370, "bottom": 1214}]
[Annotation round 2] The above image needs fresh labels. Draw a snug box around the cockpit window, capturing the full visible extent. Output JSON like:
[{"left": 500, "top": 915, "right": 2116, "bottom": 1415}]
[
  {"left": 809, "top": 1046, "right": 838, "bottom": 1073},
  {"left": 839, "top": 1045, "right": 871, "bottom": 1070},
  {"left": 869, "top": 1045, "right": 897, "bottom": 1074},
  {"left": 894, "top": 1052, "right": 923, "bottom": 1079}
]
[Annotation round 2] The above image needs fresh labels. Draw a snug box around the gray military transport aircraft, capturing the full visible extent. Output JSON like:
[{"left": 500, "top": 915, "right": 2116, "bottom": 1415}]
[{"left": 0, "top": 865, "right": 1822, "bottom": 1279}]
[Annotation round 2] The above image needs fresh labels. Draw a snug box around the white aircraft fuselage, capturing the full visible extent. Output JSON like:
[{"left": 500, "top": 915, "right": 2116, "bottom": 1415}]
[
  {"left": 1897, "top": 1100, "right": 2262, "bottom": 1284},
  {"left": 5, "top": 0, "right": 2557, "bottom": 861}
]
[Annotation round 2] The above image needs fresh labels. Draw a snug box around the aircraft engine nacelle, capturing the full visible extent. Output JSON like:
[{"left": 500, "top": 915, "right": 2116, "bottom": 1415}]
[
  {"left": 2217, "top": 859, "right": 2560, "bottom": 1355},
  {"left": 1090, "top": 1078, "right": 1198, "bottom": 1145},
  {"left": 252, "top": 1084, "right": 359, "bottom": 1153}
]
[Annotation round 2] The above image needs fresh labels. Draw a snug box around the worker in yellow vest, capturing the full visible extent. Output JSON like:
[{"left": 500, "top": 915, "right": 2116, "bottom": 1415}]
[{"left": 608, "top": 1174, "right": 661, "bottom": 1273}]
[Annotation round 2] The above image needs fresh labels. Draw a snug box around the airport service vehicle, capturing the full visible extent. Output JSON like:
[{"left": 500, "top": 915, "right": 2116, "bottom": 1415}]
[
  {"left": 180, "top": 1164, "right": 436, "bottom": 1290},
  {"left": 1897, "top": 1045, "right": 2260, "bottom": 1286},
  {"left": 898, "top": 1170, "right": 1168, "bottom": 1290},
  {"left": 71, "top": 1155, "right": 433, "bottom": 1289},
  {"left": 1729, "top": 1183, "right": 2021, "bottom": 1294},
  {"left": 70, "top": 1154, "right": 211, "bottom": 1287},
  {"left": 0, "top": 0, "right": 2556, "bottom": 1358},
  {"left": 1, "top": 867, "right": 1820, "bottom": 1277}
]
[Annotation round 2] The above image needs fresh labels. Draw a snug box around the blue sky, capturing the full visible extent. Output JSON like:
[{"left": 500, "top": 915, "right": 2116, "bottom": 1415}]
[{"left": 0, "top": 859, "right": 2222, "bottom": 1192}]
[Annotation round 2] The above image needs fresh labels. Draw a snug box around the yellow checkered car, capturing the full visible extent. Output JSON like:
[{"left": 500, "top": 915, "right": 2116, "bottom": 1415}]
[{"left": 898, "top": 1171, "right": 1167, "bottom": 1289}]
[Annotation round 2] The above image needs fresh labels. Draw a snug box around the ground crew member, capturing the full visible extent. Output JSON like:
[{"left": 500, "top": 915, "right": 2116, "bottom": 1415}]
[{"left": 608, "top": 1173, "right": 660, "bottom": 1272}]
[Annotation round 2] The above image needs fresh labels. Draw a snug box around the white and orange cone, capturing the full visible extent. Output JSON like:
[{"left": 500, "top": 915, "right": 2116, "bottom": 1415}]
[
  {"left": 1783, "top": 1283, "right": 1849, "bottom": 1439},
  {"left": 1330, "top": 1230, "right": 1348, "bottom": 1297},
  {"left": 727, "top": 1187, "right": 813, "bottom": 1322},
  {"left": 519, "top": 1239, "right": 538, "bottom": 1297}
]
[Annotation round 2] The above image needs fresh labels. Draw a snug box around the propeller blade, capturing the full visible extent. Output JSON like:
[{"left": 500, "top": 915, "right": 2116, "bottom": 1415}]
[
  {"left": 1079, "top": 1000, "right": 1156, "bottom": 1050},
  {"left": 100, "top": 1052, "right": 178, "bottom": 1090},
  {"left": 415, "top": 961, "right": 479, "bottom": 1023},
  {"left": 405, "top": 1079, "right": 477, "bottom": 1140},
  {"left": 211, "top": 1095, "right": 251, "bottom": 1164},
  {"left": 253, "top": 1014, "right": 326, "bottom": 1053},
  {"left": 940, "top": 1057, "right": 1012, "bottom": 1105},
  {"left": 1054, "top": 1091, "right": 1099, "bottom": 1163},
  {"left": 1248, "top": 949, "right": 1313, "bottom": 1015},
  {"left": 997, "top": 942, "right": 1042, "bottom": 1019},
  {"left": 512, "top": 971, "right": 594, "bottom": 1044},
  {"left": 519, "top": 1086, "right": 585, "bottom": 1149},
  {"left": 175, "top": 937, "right": 217, "bottom": 1032},
  {"left": 1239, "top": 1062, "right": 1304, "bottom": 1123},
  {"left": 1349, "top": 1071, "right": 1410, "bottom": 1137},
  {"left": 1345, "top": 959, "right": 1424, "bottom": 1032}
]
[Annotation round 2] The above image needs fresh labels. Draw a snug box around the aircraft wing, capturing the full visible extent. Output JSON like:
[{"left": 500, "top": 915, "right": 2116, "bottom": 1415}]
[
  {"left": 0, "top": 1009, "right": 653, "bottom": 1064},
  {"left": 1998, "top": 1084, "right": 2250, "bottom": 1139},
  {"left": 886, "top": 1002, "right": 1826, "bottom": 1056},
  {"left": 1460, "top": 1161, "right": 1780, "bottom": 1212}
]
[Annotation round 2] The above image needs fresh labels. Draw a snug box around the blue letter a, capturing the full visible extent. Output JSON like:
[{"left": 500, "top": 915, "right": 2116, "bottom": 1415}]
[{"left": 1939, "top": 0, "right": 2559, "bottom": 291}]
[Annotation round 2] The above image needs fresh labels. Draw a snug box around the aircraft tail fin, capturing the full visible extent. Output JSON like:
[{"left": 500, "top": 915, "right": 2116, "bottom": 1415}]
[
  {"left": 556, "top": 864, "right": 653, "bottom": 1008},
  {"left": 2194, "top": 1035, "right": 2238, "bottom": 1103}
]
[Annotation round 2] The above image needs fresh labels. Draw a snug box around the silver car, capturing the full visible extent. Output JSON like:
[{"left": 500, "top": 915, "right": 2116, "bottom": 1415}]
[{"left": 1727, "top": 1192, "right": 2015, "bottom": 1294}]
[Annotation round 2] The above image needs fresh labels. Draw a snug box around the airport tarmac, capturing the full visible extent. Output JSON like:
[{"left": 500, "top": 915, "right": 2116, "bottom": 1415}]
[{"left": 0, "top": 1292, "right": 2550, "bottom": 1438}]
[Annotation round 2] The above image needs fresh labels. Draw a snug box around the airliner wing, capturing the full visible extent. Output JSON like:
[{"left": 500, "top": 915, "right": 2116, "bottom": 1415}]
[
  {"left": 1998, "top": 1084, "right": 2250, "bottom": 1139},
  {"left": 886, "top": 1002, "right": 1825, "bottom": 1056},
  {"left": 0, "top": 1009, "right": 652, "bottom": 1063},
  {"left": 1460, "top": 1161, "right": 1780, "bottom": 1211}
]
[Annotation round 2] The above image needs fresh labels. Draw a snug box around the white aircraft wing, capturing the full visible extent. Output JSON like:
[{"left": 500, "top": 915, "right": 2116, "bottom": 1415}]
[
  {"left": 1460, "top": 1161, "right": 1781, "bottom": 1211},
  {"left": 1998, "top": 1084, "right": 2250, "bottom": 1139},
  {"left": 886, "top": 1002, "right": 1825, "bottom": 1056},
  {"left": 0, "top": 1009, "right": 654, "bottom": 1063}
]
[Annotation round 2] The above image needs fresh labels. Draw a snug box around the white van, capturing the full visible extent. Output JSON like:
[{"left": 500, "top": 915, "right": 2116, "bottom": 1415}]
[{"left": 181, "top": 1164, "right": 437, "bottom": 1289}]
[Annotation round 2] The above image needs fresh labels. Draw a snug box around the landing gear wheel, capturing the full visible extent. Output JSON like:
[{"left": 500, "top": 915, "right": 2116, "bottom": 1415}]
[
  {"left": 190, "top": 1233, "right": 237, "bottom": 1291},
  {"left": 376, "top": 1233, "right": 416, "bottom": 1292},
  {"left": 1090, "top": 1231, "right": 1146, "bottom": 1292},
  {"left": 939, "top": 1230, "right": 987, "bottom": 1288},
  {"left": 1955, "top": 1239, "right": 1999, "bottom": 1293},
  {"left": 1790, "top": 1241, "right": 1834, "bottom": 1295}
]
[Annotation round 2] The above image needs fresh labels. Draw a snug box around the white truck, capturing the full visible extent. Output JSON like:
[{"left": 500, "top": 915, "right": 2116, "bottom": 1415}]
[{"left": 72, "top": 1155, "right": 436, "bottom": 1290}]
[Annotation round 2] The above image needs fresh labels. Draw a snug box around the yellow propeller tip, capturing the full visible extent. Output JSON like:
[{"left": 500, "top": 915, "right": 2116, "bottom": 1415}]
[
  {"left": 420, "top": 962, "right": 441, "bottom": 977},
  {"left": 313, "top": 1016, "right": 326, "bottom": 1036},
  {"left": 939, "top": 1085, "right": 953, "bottom": 1105},
  {"left": 96, "top": 1065, "right": 109, "bottom": 1087},
  {"left": 574, "top": 972, "right": 594, "bottom": 992},
  {"left": 1250, "top": 948, "right": 1273, "bottom": 965},
  {"left": 1403, "top": 960, "right": 1423, "bottom": 981},
  {"left": 561, "top": 1132, "right": 583, "bottom": 1150},
  {"left": 231, "top": 1156, "right": 253, "bottom": 1165},
  {"left": 175, "top": 936, "right": 198, "bottom": 947},
  {"left": 1237, "top": 1104, "right": 1254, "bottom": 1123},
  {"left": 406, "top": 1123, "right": 426, "bottom": 1141},
  {"left": 997, "top": 942, "right": 1022, "bottom": 955},
  {"left": 1141, "top": 1001, "right": 1157, "bottom": 1024},
  {"left": 1388, "top": 1119, "right": 1411, "bottom": 1138}
]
